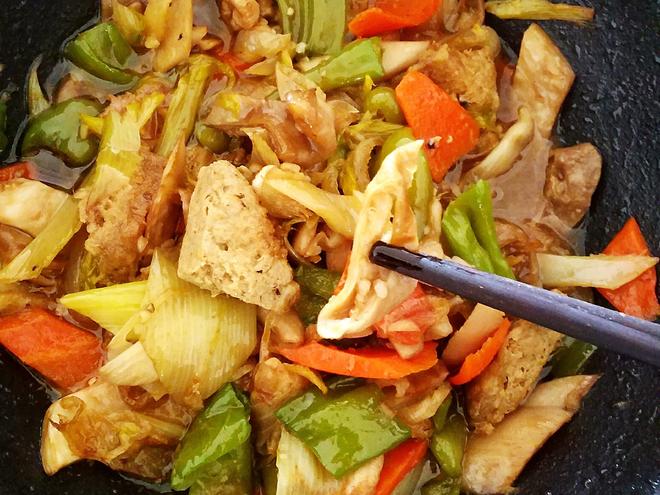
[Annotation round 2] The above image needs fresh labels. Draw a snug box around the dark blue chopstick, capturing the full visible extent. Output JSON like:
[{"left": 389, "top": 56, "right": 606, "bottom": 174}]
[{"left": 370, "top": 242, "right": 660, "bottom": 367}]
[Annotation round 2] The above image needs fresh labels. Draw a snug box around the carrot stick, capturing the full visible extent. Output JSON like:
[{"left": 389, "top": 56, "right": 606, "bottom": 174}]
[
  {"left": 349, "top": 0, "right": 442, "bottom": 38},
  {"left": 448, "top": 318, "right": 510, "bottom": 385},
  {"left": 395, "top": 71, "right": 480, "bottom": 183},
  {"left": 277, "top": 341, "right": 438, "bottom": 379},
  {"left": 598, "top": 218, "right": 660, "bottom": 319},
  {"left": 0, "top": 308, "right": 103, "bottom": 389},
  {"left": 374, "top": 439, "right": 428, "bottom": 495},
  {"left": 0, "top": 162, "right": 36, "bottom": 182}
]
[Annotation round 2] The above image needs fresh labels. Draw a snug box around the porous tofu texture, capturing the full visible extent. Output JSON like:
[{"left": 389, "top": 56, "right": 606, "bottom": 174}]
[
  {"left": 466, "top": 319, "right": 563, "bottom": 434},
  {"left": 178, "top": 161, "right": 298, "bottom": 311}
]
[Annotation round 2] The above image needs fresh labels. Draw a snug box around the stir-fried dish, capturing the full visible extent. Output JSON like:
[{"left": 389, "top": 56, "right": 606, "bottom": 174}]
[{"left": 0, "top": 0, "right": 658, "bottom": 494}]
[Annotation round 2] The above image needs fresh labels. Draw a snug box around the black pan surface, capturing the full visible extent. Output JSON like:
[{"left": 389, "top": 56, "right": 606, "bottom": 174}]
[{"left": 1, "top": 1, "right": 658, "bottom": 493}]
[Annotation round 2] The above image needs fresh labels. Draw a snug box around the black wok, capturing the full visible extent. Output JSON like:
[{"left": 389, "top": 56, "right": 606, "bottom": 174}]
[{"left": 0, "top": 1, "right": 658, "bottom": 493}]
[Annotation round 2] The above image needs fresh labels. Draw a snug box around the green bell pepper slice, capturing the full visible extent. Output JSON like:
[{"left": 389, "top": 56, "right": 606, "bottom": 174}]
[
  {"left": 421, "top": 474, "right": 461, "bottom": 495},
  {"left": 295, "top": 264, "right": 341, "bottom": 300},
  {"left": 432, "top": 395, "right": 453, "bottom": 432},
  {"left": 21, "top": 98, "right": 103, "bottom": 167},
  {"left": 305, "top": 38, "right": 384, "bottom": 91},
  {"left": 189, "top": 440, "right": 253, "bottom": 495},
  {"left": 171, "top": 384, "right": 252, "bottom": 491},
  {"left": 430, "top": 411, "right": 467, "bottom": 479},
  {"left": 551, "top": 337, "right": 597, "bottom": 377},
  {"left": 276, "top": 384, "right": 411, "bottom": 478},
  {"left": 442, "top": 180, "right": 515, "bottom": 279},
  {"left": 294, "top": 264, "right": 341, "bottom": 325},
  {"left": 65, "top": 22, "right": 136, "bottom": 85},
  {"left": 295, "top": 289, "right": 328, "bottom": 326}
]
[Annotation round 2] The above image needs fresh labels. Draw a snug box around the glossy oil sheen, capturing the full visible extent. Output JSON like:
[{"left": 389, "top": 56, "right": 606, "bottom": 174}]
[{"left": 0, "top": 1, "right": 658, "bottom": 494}]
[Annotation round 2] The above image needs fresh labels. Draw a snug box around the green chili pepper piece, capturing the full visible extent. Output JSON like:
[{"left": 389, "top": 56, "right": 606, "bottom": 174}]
[
  {"left": 0, "top": 99, "right": 8, "bottom": 154},
  {"left": 365, "top": 87, "right": 404, "bottom": 124},
  {"left": 305, "top": 38, "right": 385, "bottom": 91},
  {"left": 432, "top": 395, "right": 453, "bottom": 432},
  {"left": 171, "top": 384, "right": 252, "bottom": 490},
  {"left": 430, "top": 412, "right": 467, "bottom": 478},
  {"left": 442, "top": 180, "right": 515, "bottom": 279},
  {"left": 409, "top": 152, "right": 434, "bottom": 240},
  {"left": 420, "top": 475, "right": 461, "bottom": 495},
  {"left": 551, "top": 337, "right": 597, "bottom": 377},
  {"left": 276, "top": 384, "right": 411, "bottom": 477},
  {"left": 295, "top": 289, "right": 328, "bottom": 326},
  {"left": 372, "top": 127, "right": 414, "bottom": 176},
  {"left": 21, "top": 98, "right": 103, "bottom": 167},
  {"left": 65, "top": 22, "right": 136, "bottom": 85},
  {"left": 295, "top": 264, "right": 341, "bottom": 300},
  {"left": 370, "top": 126, "right": 434, "bottom": 238},
  {"left": 189, "top": 440, "right": 253, "bottom": 495},
  {"left": 196, "top": 124, "right": 229, "bottom": 154}
]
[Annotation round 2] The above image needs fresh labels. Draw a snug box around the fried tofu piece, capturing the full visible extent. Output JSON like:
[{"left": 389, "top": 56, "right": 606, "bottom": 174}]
[
  {"left": 513, "top": 23, "right": 575, "bottom": 138},
  {"left": 178, "top": 160, "right": 298, "bottom": 311},
  {"left": 545, "top": 143, "right": 602, "bottom": 227},
  {"left": 466, "top": 319, "right": 563, "bottom": 433},
  {"left": 83, "top": 152, "right": 166, "bottom": 283}
]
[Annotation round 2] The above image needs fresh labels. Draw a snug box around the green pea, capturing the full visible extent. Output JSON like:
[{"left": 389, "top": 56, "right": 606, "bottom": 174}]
[
  {"left": 365, "top": 87, "right": 404, "bottom": 124},
  {"left": 195, "top": 124, "right": 229, "bottom": 154}
]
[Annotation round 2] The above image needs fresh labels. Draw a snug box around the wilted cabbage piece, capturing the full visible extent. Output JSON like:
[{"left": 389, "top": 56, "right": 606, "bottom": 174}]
[
  {"left": 41, "top": 382, "right": 192, "bottom": 480},
  {"left": 316, "top": 141, "right": 423, "bottom": 340},
  {"left": 462, "top": 375, "right": 599, "bottom": 494},
  {"left": 253, "top": 165, "right": 362, "bottom": 239},
  {"left": 0, "top": 179, "right": 68, "bottom": 236},
  {"left": 250, "top": 357, "right": 309, "bottom": 457},
  {"left": 544, "top": 143, "right": 602, "bottom": 227},
  {"left": 60, "top": 280, "right": 147, "bottom": 334},
  {"left": 512, "top": 23, "right": 574, "bottom": 138},
  {"left": 276, "top": 429, "right": 384, "bottom": 495},
  {"left": 464, "top": 107, "right": 535, "bottom": 183},
  {"left": 537, "top": 253, "right": 659, "bottom": 289},
  {"left": 0, "top": 194, "right": 82, "bottom": 284}
]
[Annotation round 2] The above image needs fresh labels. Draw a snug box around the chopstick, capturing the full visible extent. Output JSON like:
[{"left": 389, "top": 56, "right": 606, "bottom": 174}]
[{"left": 370, "top": 242, "right": 660, "bottom": 367}]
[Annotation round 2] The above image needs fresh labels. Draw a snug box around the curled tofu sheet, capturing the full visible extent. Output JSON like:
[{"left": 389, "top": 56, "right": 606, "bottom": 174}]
[
  {"left": 316, "top": 141, "right": 423, "bottom": 340},
  {"left": 512, "top": 23, "right": 575, "bottom": 138}
]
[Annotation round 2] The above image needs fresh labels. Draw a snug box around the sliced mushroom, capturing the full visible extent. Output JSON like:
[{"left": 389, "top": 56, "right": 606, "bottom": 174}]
[{"left": 463, "top": 375, "right": 599, "bottom": 494}]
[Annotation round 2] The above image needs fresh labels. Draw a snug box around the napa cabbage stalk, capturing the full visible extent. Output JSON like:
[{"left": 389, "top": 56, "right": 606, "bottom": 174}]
[
  {"left": 157, "top": 54, "right": 219, "bottom": 157},
  {"left": 276, "top": 429, "right": 384, "bottom": 494},
  {"left": 107, "top": 250, "right": 258, "bottom": 405},
  {"left": 0, "top": 195, "right": 81, "bottom": 284},
  {"left": 99, "top": 342, "right": 159, "bottom": 386},
  {"left": 485, "top": 0, "right": 594, "bottom": 23},
  {"left": 536, "top": 253, "right": 659, "bottom": 290},
  {"left": 60, "top": 281, "right": 147, "bottom": 333}
]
